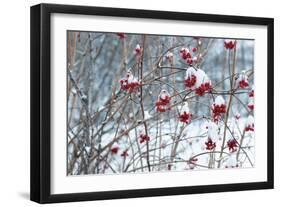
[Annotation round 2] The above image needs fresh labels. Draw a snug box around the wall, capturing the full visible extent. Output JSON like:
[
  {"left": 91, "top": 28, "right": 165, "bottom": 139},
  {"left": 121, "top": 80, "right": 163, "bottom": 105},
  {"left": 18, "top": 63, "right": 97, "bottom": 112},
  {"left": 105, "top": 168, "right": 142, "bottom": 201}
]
[{"left": 0, "top": 0, "right": 279, "bottom": 206}]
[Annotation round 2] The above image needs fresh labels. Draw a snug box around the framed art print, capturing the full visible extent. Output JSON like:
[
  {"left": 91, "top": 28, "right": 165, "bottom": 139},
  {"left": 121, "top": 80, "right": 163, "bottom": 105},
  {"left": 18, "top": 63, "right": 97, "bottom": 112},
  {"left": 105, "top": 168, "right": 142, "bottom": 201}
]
[{"left": 30, "top": 3, "right": 274, "bottom": 203}]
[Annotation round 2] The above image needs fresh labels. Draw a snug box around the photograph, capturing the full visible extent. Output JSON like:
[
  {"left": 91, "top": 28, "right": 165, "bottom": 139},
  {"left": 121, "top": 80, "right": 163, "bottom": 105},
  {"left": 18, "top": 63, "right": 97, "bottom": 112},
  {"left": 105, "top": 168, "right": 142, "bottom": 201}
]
[{"left": 66, "top": 31, "right": 255, "bottom": 175}]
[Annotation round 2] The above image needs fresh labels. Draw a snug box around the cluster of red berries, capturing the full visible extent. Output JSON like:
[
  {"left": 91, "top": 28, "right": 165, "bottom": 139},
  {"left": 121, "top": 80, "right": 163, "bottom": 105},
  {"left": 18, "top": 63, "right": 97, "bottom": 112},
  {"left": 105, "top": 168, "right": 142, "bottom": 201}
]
[
  {"left": 224, "top": 40, "right": 236, "bottom": 49},
  {"left": 205, "top": 138, "right": 216, "bottom": 150},
  {"left": 248, "top": 87, "right": 254, "bottom": 110},
  {"left": 239, "top": 79, "right": 249, "bottom": 88},
  {"left": 111, "top": 147, "right": 129, "bottom": 157},
  {"left": 120, "top": 71, "right": 140, "bottom": 93},
  {"left": 156, "top": 90, "right": 171, "bottom": 113},
  {"left": 180, "top": 47, "right": 191, "bottom": 59},
  {"left": 184, "top": 68, "right": 212, "bottom": 96},
  {"left": 205, "top": 122, "right": 219, "bottom": 151},
  {"left": 184, "top": 74, "right": 197, "bottom": 88},
  {"left": 180, "top": 47, "right": 197, "bottom": 65},
  {"left": 184, "top": 67, "right": 197, "bottom": 89},
  {"left": 120, "top": 79, "right": 140, "bottom": 93},
  {"left": 237, "top": 72, "right": 249, "bottom": 89},
  {"left": 111, "top": 146, "right": 119, "bottom": 154},
  {"left": 121, "top": 150, "right": 129, "bottom": 157},
  {"left": 139, "top": 134, "right": 150, "bottom": 144},
  {"left": 245, "top": 115, "right": 254, "bottom": 132},
  {"left": 245, "top": 124, "right": 254, "bottom": 132},
  {"left": 195, "top": 82, "right": 212, "bottom": 96},
  {"left": 179, "top": 112, "right": 192, "bottom": 124},
  {"left": 248, "top": 102, "right": 254, "bottom": 110},
  {"left": 211, "top": 97, "right": 226, "bottom": 123},
  {"left": 227, "top": 139, "right": 238, "bottom": 152}
]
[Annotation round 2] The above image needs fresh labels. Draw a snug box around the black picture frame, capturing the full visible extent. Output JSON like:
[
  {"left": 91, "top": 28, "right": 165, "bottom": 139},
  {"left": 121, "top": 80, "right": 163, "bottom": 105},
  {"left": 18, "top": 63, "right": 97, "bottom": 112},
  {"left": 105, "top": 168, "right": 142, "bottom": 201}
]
[{"left": 30, "top": 3, "right": 274, "bottom": 204}]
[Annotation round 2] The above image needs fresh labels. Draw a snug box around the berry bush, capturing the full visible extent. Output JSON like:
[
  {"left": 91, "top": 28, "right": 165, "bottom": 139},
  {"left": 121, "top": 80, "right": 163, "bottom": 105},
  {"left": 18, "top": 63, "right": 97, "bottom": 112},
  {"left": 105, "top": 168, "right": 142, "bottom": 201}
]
[{"left": 67, "top": 32, "right": 254, "bottom": 175}]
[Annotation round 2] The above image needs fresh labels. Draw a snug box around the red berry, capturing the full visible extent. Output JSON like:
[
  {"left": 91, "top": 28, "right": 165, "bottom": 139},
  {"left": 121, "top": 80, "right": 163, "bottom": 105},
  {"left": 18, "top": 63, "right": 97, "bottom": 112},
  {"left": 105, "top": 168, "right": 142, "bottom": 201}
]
[
  {"left": 224, "top": 40, "right": 236, "bottom": 49},
  {"left": 227, "top": 139, "right": 238, "bottom": 152},
  {"left": 111, "top": 147, "right": 119, "bottom": 154},
  {"left": 139, "top": 134, "right": 150, "bottom": 143},
  {"left": 116, "top": 32, "right": 125, "bottom": 39},
  {"left": 121, "top": 150, "right": 129, "bottom": 157},
  {"left": 179, "top": 112, "right": 192, "bottom": 124},
  {"left": 205, "top": 138, "right": 216, "bottom": 150}
]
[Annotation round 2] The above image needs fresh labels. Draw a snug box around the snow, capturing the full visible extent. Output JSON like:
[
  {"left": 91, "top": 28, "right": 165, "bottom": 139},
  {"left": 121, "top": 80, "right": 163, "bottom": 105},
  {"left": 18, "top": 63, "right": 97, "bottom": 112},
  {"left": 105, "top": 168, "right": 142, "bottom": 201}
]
[
  {"left": 226, "top": 153, "right": 238, "bottom": 167},
  {"left": 71, "top": 88, "right": 77, "bottom": 94},
  {"left": 165, "top": 51, "right": 173, "bottom": 60},
  {"left": 246, "top": 115, "right": 254, "bottom": 126},
  {"left": 237, "top": 71, "right": 249, "bottom": 84},
  {"left": 207, "top": 121, "right": 219, "bottom": 142},
  {"left": 195, "top": 68, "right": 211, "bottom": 88},
  {"left": 98, "top": 105, "right": 105, "bottom": 111},
  {"left": 81, "top": 94, "right": 87, "bottom": 100},
  {"left": 185, "top": 66, "right": 196, "bottom": 78},
  {"left": 144, "top": 110, "right": 152, "bottom": 119},
  {"left": 214, "top": 95, "right": 225, "bottom": 106},
  {"left": 248, "top": 97, "right": 254, "bottom": 105},
  {"left": 159, "top": 89, "right": 170, "bottom": 100},
  {"left": 179, "top": 102, "right": 190, "bottom": 114},
  {"left": 234, "top": 112, "right": 241, "bottom": 120},
  {"left": 135, "top": 44, "right": 140, "bottom": 50},
  {"left": 85, "top": 146, "right": 91, "bottom": 154},
  {"left": 125, "top": 70, "right": 139, "bottom": 84}
]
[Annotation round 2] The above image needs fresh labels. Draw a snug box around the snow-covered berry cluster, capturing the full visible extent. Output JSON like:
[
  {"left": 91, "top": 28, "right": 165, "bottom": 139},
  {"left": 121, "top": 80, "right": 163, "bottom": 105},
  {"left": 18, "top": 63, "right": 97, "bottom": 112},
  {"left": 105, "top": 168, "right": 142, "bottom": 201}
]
[
  {"left": 178, "top": 102, "right": 192, "bottom": 124},
  {"left": 211, "top": 96, "right": 227, "bottom": 123},
  {"left": 156, "top": 89, "right": 171, "bottom": 112},
  {"left": 205, "top": 138, "right": 216, "bottom": 150},
  {"left": 194, "top": 69, "right": 212, "bottom": 96},
  {"left": 120, "top": 70, "right": 140, "bottom": 93},
  {"left": 184, "top": 67, "right": 212, "bottom": 96},
  {"left": 245, "top": 115, "right": 254, "bottom": 132},
  {"left": 248, "top": 97, "right": 254, "bottom": 110},
  {"left": 248, "top": 86, "right": 254, "bottom": 110},
  {"left": 237, "top": 72, "right": 249, "bottom": 88},
  {"left": 184, "top": 67, "right": 197, "bottom": 89},
  {"left": 249, "top": 87, "right": 254, "bottom": 97},
  {"left": 180, "top": 47, "right": 192, "bottom": 64},
  {"left": 180, "top": 47, "right": 202, "bottom": 65},
  {"left": 134, "top": 44, "right": 142, "bottom": 56},
  {"left": 205, "top": 122, "right": 219, "bottom": 150},
  {"left": 227, "top": 139, "right": 238, "bottom": 153}
]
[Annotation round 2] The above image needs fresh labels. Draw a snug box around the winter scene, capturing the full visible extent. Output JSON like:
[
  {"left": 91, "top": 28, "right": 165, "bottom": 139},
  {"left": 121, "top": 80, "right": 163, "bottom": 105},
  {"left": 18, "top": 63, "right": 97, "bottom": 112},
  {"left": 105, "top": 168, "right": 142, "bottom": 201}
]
[{"left": 67, "top": 31, "right": 255, "bottom": 175}]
